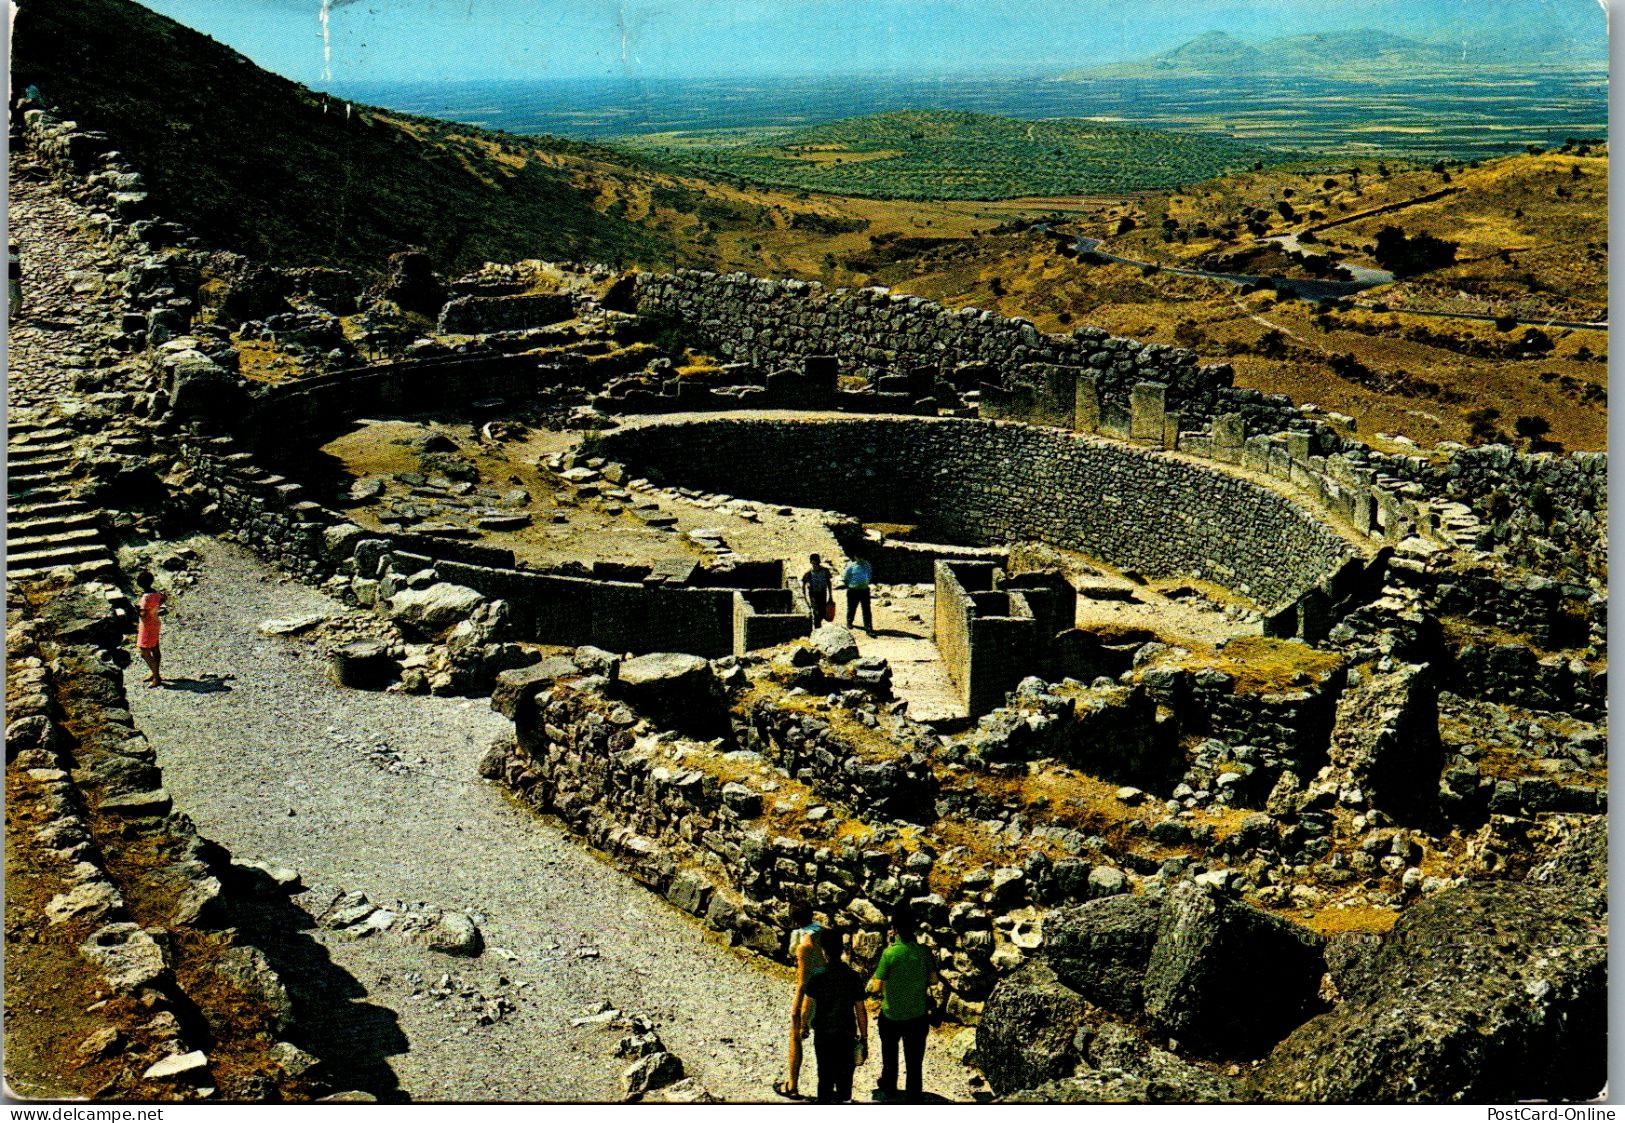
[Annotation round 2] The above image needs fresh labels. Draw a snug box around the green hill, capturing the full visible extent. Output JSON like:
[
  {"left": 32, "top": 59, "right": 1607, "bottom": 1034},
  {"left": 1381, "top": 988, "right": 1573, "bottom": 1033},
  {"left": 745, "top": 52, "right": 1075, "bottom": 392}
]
[
  {"left": 11, "top": 0, "right": 664, "bottom": 275},
  {"left": 620, "top": 110, "right": 1297, "bottom": 200}
]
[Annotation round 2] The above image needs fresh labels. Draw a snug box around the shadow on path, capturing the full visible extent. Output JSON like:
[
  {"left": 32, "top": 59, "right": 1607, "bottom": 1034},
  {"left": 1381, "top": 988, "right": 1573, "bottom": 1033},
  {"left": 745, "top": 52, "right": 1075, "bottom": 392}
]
[
  {"left": 160, "top": 675, "right": 235, "bottom": 694},
  {"left": 214, "top": 856, "right": 411, "bottom": 1102}
]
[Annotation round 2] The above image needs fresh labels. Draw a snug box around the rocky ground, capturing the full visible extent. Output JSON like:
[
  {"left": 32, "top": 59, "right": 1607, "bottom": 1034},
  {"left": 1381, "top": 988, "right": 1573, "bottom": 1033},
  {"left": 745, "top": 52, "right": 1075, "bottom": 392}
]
[{"left": 119, "top": 537, "right": 976, "bottom": 1102}]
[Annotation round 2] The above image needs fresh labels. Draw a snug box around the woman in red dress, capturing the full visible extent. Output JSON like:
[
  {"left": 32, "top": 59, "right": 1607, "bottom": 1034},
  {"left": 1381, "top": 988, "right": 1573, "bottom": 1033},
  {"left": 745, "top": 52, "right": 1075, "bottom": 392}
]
[{"left": 135, "top": 572, "right": 165, "bottom": 687}]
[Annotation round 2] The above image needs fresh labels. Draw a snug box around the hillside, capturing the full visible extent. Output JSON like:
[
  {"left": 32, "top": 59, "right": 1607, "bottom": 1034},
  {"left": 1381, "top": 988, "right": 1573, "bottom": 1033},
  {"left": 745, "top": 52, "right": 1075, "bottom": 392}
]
[
  {"left": 619, "top": 111, "right": 1298, "bottom": 200},
  {"left": 1094, "top": 145, "right": 1607, "bottom": 319},
  {"left": 11, "top": 0, "right": 671, "bottom": 274},
  {"left": 861, "top": 146, "right": 1606, "bottom": 452}
]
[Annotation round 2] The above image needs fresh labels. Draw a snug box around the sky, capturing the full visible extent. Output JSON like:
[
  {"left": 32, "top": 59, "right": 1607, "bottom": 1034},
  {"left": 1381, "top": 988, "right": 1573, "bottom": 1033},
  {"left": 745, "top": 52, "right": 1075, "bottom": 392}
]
[{"left": 137, "top": 0, "right": 1610, "bottom": 85}]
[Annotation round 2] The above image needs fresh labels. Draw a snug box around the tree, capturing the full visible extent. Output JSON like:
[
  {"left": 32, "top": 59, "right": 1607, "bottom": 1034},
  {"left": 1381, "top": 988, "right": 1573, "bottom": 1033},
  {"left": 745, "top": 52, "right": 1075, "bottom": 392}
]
[
  {"left": 1514, "top": 415, "right": 1551, "bottom": 442},
  {"left": 1371, "top": 226, "right": 1458, "bottom": 278}
]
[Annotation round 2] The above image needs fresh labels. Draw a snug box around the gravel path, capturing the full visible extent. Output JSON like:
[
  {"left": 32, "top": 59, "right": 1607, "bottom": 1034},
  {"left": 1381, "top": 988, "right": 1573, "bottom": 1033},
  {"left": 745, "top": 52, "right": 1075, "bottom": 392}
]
[{"left": 125, "top": 538, "right": 971, "bottom": 1103}]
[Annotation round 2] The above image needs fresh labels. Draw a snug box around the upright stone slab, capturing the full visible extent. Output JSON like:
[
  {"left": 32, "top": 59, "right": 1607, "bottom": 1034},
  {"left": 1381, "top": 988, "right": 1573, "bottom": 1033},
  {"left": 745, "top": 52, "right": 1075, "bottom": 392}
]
[
  {"left": 1243, "top": 435, "right": 1273, "bottom": 474},
  {"left": 1022, "top": 363, "right": 1077, "bottom": 429},
  {"left": 1072, "top": 370, "right": 1102, "bottom": 433},
  {"left": 1296, "top": 587, "right": 1332, "bottom": 643},
  {"left": 802, "top": 354, "right": 839, "bottom": 397},
  {"left": 1129, "top": 382, "right": 1167, "bottom": 445},
  {"left": 1163, "top": 411, "right": 1182, "bottom": 450},
  {"left": 1213, "top": 413, "right": 1246, "bottom": 460},
  {"left": 980, "top": 382, "right": 1034, "bottom": 422}
]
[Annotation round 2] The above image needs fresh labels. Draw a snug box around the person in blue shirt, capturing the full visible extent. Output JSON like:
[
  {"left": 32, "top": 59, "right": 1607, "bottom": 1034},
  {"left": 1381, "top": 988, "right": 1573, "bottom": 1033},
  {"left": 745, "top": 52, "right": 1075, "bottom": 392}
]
[{"left": 839, "top": 556, "right": 874, "bottom": 634}]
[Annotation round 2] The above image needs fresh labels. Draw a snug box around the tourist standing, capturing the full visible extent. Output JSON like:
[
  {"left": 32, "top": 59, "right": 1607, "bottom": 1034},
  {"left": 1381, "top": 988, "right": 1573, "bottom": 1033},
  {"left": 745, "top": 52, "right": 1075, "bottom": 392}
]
[
  {"left": 802, "top": 553, "right": 833, "bottom": 627},
  {"left": 804, "top": 924, "right": 868, "bottom": 1103},
  {"left": 134, "top": 572, "right": 166, "bottom": 688},
  {"left": 841, "top": 555, "right": 873, "bottom": 633},
  {"left": 775, "top": 904, "right": 828, "bottom": 1099},
  {"left": 869, "top": 903, "right": 934, "bottom": 1102}
]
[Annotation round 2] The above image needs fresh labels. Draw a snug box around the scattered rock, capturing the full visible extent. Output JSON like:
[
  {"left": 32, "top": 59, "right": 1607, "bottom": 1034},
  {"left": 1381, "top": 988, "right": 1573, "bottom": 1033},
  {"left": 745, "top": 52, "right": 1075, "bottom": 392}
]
[
  {"left": 418, "top": 911, "right": 484, "bottom": 957},
  {"left": 622, "top": 1050, "right": 684, "bottom": 1099},
  {"left": 142, "top": 1051, "right": 209, "bottom": 1081}
]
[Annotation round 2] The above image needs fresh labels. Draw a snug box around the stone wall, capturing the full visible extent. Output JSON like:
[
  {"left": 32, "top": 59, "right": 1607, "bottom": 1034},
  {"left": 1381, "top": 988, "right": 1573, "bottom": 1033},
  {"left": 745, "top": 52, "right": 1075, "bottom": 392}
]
[
  {"left": 493, "top": 679, "right": 1120, "bottom": 1023},
  {"left": 1369, "top": 445, "right": 1607, "bottom": 585},
  {"left": 374, "top": 549, "right": 741, "bottom": 658},
  {"left": 600, "top": 417, "right": 1359, "bottom": 614},
  {"left": 734, "top": 700, "right": 938, "bottom": 822},
  {"left": 242, "top": 353, "right": 581, "bottom": 449},
  {"left": 631, "top": 270, "right": 1235, "bottom": 421},
  {"left": 935, "top": 561, "right": 1077, "bottom": 715},
  {"left": 437, "top": 293, "right": 575, "bottom": 335},
  {"left": 177, "top": 432, "right": 353, "bottom": 580},
  {"left": 178, "top": 435, "right": 801, "bottom": 660}
]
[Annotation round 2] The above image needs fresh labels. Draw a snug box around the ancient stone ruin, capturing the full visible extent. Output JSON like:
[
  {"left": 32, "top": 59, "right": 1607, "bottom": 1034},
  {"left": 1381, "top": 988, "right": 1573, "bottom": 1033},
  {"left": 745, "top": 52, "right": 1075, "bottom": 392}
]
[{"left": 6, "top": 100, "right": 1607, "bottom": 1104}]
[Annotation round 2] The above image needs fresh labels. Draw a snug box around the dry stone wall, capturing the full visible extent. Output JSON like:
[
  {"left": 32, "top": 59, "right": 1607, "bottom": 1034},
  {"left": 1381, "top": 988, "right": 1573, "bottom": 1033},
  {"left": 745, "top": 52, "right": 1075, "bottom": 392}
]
[
  {"left": 631, "top": 270, "right": 1236, "bottom": 421},
  {"left": 601, "top": 417, "right": 1357, "bottom": 612}
]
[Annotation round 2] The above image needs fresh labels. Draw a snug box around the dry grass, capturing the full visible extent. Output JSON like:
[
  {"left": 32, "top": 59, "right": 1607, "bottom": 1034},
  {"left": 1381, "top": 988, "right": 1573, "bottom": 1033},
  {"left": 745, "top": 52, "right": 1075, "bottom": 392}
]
[
  {"left": 1206, "top": 636, "right": 1347, "bottom": 694},
  {"left": 233, "top": 338, "right": 304, "bottom": 384},
  {"left": 1298, "top": 905, "right": 1401, "bottom": 937}
]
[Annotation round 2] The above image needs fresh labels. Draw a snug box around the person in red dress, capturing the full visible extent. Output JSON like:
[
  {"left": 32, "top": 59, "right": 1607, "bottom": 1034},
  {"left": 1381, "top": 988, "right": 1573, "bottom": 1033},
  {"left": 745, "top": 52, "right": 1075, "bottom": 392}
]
[{"left": 135, "top": 571, "right": 166, "bottom": 687}]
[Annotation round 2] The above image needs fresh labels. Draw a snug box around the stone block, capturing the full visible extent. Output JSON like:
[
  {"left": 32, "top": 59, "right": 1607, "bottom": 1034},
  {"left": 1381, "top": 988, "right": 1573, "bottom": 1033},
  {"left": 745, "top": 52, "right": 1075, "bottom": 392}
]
[{"left": 1129, "top": 382, "right": 1167, "bottom": 444}]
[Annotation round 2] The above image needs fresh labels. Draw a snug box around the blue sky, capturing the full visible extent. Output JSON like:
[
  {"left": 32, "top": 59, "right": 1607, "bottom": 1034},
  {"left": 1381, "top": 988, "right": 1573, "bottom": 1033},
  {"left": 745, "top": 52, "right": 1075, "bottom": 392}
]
[{"left": 138, "top": 0, "right": 1609, "bottom": 84}]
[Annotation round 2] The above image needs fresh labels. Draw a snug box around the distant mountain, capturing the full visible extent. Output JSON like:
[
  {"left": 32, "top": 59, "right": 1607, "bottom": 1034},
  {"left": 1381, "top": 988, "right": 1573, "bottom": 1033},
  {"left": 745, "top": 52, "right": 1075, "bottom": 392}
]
[
  {"left": 1061, "top": 25, "right": 1590, "bottom": 79},
  {"left": 1266, "top": 30, "right": 1457, "bottom": 71}
]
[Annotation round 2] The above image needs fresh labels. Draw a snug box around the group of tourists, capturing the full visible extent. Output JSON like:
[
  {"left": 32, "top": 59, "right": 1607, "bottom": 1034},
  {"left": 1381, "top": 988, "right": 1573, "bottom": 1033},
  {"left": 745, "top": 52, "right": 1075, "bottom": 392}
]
[
  {"left": 775, "top": 902, "right": 936, "bottom": 1104},
  {"left": 800, "top": 552, "right": 874, "bottom": 634}
]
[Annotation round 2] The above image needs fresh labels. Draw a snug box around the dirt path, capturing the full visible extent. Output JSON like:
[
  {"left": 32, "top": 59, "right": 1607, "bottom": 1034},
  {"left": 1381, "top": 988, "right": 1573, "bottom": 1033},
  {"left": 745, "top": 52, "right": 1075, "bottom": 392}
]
[{"left": 124, "top": 538, "right": 972, "bottom": 1103}]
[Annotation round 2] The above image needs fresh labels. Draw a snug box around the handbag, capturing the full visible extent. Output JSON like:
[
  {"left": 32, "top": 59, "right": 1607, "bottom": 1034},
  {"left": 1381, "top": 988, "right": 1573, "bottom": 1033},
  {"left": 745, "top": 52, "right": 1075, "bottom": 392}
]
[{"left": 824, "top": 600, "right": 837, "bottom": 622}]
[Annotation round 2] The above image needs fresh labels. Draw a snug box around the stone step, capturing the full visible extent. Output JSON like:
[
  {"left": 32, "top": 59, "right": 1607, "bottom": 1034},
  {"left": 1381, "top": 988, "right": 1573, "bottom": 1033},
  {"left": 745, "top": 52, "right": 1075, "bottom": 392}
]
[
  {"left": 5, "top": 483, "right": 73, "bottom": 505},
  {"left": 8, "top": 440, "right": 74, "bottom": 461},
  {"left": 6, "top": 499, "right": 88, "bottom": 522},
  {"left": 8, "top": 557, "right": 120, "bottom": 583},
  {"left": 8, "top": 454, "right": 73, "bottom": 474},
  {"left": 7, "top": 526, "right": 104, "bottom": 553},
  {"left": 7, "top": 468, "right": 73, "bottom": 494},
  {"left": 6, "top": 543, "right": 112, "bottom": 571},
  {"left": 6, "top": 423, "right": 71, "bottom": 443},
  {"left": 7, "top": 511, "right": 100, "bottom": 539}
]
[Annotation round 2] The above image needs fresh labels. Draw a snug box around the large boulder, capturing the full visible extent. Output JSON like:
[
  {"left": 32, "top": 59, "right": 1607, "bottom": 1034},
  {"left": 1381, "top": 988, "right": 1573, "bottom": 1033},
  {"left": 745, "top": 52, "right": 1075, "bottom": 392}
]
[
  {"left": 1327, "top": 661, "right": 1442, "bottom": 821},
  {"left": 164, "top": 349, "right": 249, "bottom": 421},
  {"left": 808, "top": 624, "right": 859, "bottom": 664},
  {"left": 386, "top": 583, "right": 485, "bottom": 634},
  {"left": 1005, "top": 1024, "right": 1241, "bottom": 1103},
  {"left": 612, "top": 653, "right": 726, "bottom": 736},
  {"left": 1524, "top": 816, "right": 1607, "bottom": 916},
  {"left": 976, "top": 962, "right": 1090, "bottom": 1096},
  {"left": 1141, "top": 882, "right": 1326, "bottom": 1058},
  {"left": 1042, "top": 894, "right": 1162, "bottom": 1017},
  {"left": 1250, "top": 880, "right": 1607, "bottom": 1102},
  {"left": 491, "top": 657, "right": 580, "bottom": 722},
  {"left": 368, "top": 249, "right": 448, "bottom": 317}
]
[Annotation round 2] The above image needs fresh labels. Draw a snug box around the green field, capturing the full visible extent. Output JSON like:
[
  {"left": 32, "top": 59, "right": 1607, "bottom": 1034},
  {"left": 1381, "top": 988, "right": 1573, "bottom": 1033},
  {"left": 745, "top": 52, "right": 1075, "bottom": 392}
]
[{"left": 619, "top": 110, "right": 1300, "bottom": 200}]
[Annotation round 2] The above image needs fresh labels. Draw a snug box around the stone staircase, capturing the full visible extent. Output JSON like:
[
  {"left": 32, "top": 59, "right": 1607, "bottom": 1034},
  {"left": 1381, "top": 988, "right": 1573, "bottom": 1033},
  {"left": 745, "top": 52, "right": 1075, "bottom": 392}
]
[{"left": 7, "top": 417, "right": 120, "bottom": 582}]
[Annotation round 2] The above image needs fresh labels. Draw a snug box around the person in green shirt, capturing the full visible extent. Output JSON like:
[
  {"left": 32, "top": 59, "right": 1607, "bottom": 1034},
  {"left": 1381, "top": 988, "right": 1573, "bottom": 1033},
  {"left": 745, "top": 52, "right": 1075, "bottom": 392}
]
[{"left": 868, "top": 902, "right": 935, "bottom": 1102}]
